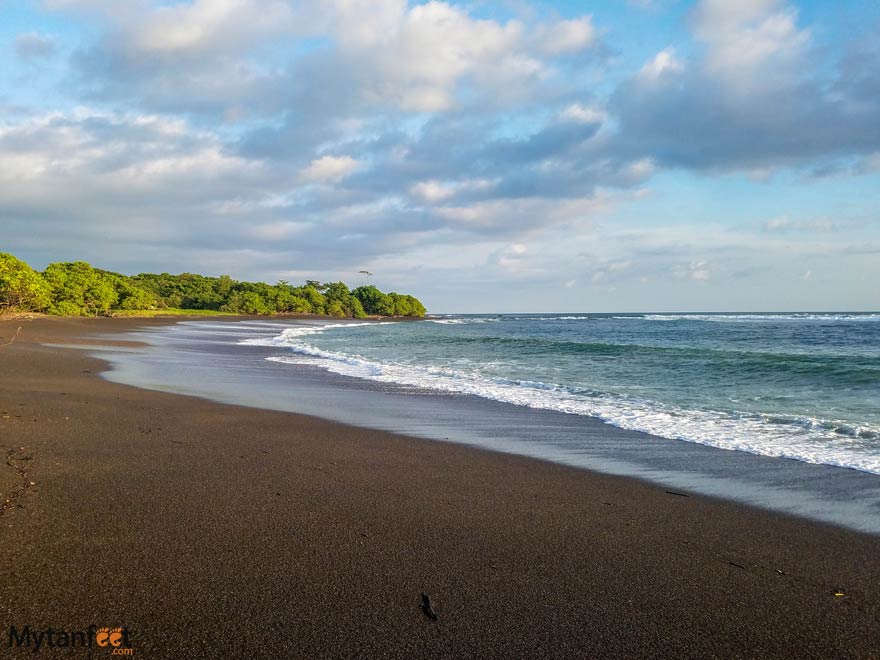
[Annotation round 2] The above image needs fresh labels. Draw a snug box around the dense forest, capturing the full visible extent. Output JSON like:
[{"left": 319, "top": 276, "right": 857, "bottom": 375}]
[{"left": 0, "top": 253, "right": 426, "bottom": 318}]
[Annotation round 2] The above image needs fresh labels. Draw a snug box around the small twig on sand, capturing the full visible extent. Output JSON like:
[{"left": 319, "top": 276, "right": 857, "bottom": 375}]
[
  {"left": 420, "top": 593, "right": 438, "bottom": 621},
  {"left": 0, "top": 326, "right": 22, "bottom": 347}
]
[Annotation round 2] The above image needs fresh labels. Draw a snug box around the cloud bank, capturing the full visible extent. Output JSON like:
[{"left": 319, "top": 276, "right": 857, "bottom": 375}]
[{"left": 1, "top": 0, "right": 878, "bottom": 310}]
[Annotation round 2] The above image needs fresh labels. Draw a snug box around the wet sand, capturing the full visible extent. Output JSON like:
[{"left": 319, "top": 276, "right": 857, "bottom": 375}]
[{"left": 1, "top": 316, "right": 879, "bottom": 659}]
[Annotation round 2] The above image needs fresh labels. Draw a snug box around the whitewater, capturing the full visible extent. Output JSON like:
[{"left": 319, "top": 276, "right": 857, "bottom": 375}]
[{"left": 241, "top": 312, "right": 880, "bottom": 475}]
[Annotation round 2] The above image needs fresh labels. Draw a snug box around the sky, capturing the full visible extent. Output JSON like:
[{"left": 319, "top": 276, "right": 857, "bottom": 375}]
[{"left": 1, "top": 0, "right": 878, "bottom": 313}]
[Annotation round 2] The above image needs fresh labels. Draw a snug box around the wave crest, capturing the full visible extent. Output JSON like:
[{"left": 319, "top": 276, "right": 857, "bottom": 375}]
[{"left": 243, "top": 323, "right": 880, "bottom": 475}]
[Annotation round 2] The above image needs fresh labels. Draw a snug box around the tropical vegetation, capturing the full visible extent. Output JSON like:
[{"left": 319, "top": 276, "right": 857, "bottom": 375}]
[{"left": 0, "top": 253, "right": 426, "bottom": 318}]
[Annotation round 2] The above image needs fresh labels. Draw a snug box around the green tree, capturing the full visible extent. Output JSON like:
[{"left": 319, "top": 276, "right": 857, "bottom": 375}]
[
  {"left": 298, "top": 285, "right": 326, "bottom": 315},
  {"left": 113, "top": 278, "right": 156, "bottom": 310},
  {"left": 287, "top": 296, "right": 312, "bottom": 313},
  {"left": 323, "top": 281, "right": 368, "bottom": 318},
  {"left": 325, "top": 301, "right": 346, "bottom": 317},
  {"left": 217, "top": 274, "right": 234, "bottom": 298},
  {"left": 349, "top": 296, "right": 366, "bottom": 318},
  {"left": 0, "top": 253, "right": 50, "bottom": 312},
  {"left": 0, "top": 252, "right": 426, "bottom": 318},
  {"left": 382, "top": 293, "right": 426, "bottom": 317},
  {"left": 352, "top": 285, "right": 389, "bottom": 315},
  {"left": 42, "top": 262, "right": 118, "bottom": 316},
  {"left": 221, "top": 291, "right": 271, "bottom": 315},
  {"left": 400, "top": 294, "right": 426, "bottom": 317}
]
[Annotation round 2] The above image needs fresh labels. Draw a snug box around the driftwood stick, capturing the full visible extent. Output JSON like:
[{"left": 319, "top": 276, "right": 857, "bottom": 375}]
[
  {"left": 420, "top": 593, "right": 438, "bottom": 621},
  {"left": 0, "top": 326, "right": 22, "bottom": 346}
]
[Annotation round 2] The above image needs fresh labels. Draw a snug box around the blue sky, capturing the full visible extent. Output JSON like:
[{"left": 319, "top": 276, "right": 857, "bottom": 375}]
[{"left": 1, "top": 0, "right": 878, "bottom": 312}]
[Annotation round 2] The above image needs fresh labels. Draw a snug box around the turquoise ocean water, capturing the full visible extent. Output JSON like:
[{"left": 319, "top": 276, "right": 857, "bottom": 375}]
[{"left": 244, "top": 312, "right": 880, "bottom": 475}]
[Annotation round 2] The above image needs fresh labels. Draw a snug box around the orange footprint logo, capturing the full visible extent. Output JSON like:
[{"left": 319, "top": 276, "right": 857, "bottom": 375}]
[
  {"left": 109, "top": 628, "right": 124, "bottom": 647},
  {"left": 95, "top": 628, "right": 110, "bottom": 647},
  {"left": 95, "top": 627, "right": 124, "bottom": 647}
]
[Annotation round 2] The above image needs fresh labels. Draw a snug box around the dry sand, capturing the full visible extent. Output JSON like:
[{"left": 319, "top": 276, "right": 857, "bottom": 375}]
[{"left": 1, "top": 316, "right": 879, "bottom": 659}]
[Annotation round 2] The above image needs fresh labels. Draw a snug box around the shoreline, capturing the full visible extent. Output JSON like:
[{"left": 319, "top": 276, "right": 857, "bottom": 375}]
[
  {"left": 95, "top": 315, "right": 880, "bottom": 535},
  {"left": 2, "top": 317, "right": 879, "bottom": 658}
]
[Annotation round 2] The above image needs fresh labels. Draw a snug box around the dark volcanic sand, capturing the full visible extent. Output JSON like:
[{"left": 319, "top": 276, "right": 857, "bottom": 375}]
[{"left": 1, "top": 316, "right": 879, "bottom": 659}]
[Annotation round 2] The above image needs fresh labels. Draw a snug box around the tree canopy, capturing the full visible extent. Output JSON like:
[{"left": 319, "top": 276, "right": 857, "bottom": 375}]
[
  {"left": 352, "top": 285, "right": 426, "bottom": 317},
  {"left": 0, "top": 253, "right": 426, "bottom": 318},
  {"left": 0, "top": 253, "right": 51, "bottom": 312}
]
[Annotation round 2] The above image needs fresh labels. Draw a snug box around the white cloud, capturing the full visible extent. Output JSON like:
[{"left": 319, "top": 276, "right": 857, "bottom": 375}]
[
  {"left": 434, "top": 196, "right": 604, "bottom": 233},
  {"left": 0, "top": 109, "right": 283, "bottom": 270},
  {"left": 322, "top": 0, "right": 408, "bottom": 48},
  {"left": 533, "top": 17, "right": 595, "bottom": 55},
  {"left": 763, "top": 216, "right": 837, "bottom": 232},
  {"left": 97, "top": 0, "right": 295, "bottom": 56},
  {"left": 249, "top": 221, "right": 309, "bottom": 241},
  {"left": 692, "top": 0, "right": 785, "bottom": 33},
  {"left": 624, "top": 158, "right": 656, "bottom": 181},
  {"left": 673, "top": 259, "right": 711, "bottom": 281},
  {"left": 609, "top": 0, "right": 880, "bottom": 174},
  {"left": 559, "top": 103, "right": 606, "bottom": 125},
  {"left": 0, "top": 111, "right": 262, "bottom": 194},
  {"left": 639, "top": 48, "right": 684, "bottom": 80},
  {"left": 764, "top": 215, "right": 791, "bottom": 231},
  {"left": 490, "top": 243, "right": 533, "bottom": 272},
  {"left": 410, "top": 180, "right": 454, "bottom": 203},
  {"left": 692, "top": 0, "right": 809, "bottom": 87},
  {"left": 299, "top": 155, "right": 360, "bottom": 183},
  {"left": 352, "top": 1, "right": 530, "bottom": 112},
  {"left": 57, "top": 0, "right": 598, "bottom": 117},
  {"left": 409, "top": 178, "right": 495, "bottom": 204},
  {"left": 5, "top": 0, "right": 880, "bottom": 313}
]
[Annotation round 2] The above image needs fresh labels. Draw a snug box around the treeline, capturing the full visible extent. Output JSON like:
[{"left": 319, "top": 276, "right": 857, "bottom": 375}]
[{"left": 0, "top": 253, "right": 426, "bottom": 318}]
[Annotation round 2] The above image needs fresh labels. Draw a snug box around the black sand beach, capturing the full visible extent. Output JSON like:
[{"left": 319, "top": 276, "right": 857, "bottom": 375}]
[{"left": 1, "top": 317, "right": 879, "bottom": 659}]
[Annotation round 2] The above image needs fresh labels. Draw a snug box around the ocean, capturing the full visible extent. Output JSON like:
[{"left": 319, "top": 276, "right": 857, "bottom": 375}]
[
  {"left": 93, "top": 312, "right": 880, "bottom": 532},
  {"left": 243, "top": 312, "right": 880, "bottom": 475}
]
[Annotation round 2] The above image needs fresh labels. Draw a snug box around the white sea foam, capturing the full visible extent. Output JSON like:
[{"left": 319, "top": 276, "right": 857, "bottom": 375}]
[
  {"left": 508, "top": 316, "right": 592, "bottom": 321},
  {"left": 427, "top": 317, "right": 500, "bottom": 324},
  {"left": 431, "top": 316, "right": 593, "bottom": 323},
  {"left": 439, "top": 313, "right": 880, "bottom": 323},
  {"left": 639, "top": 313, "right": 880, "bottom": 322},
  {"left": 242, "top": 323, "right": 880, "bottom": 475},
  {"left": 239, "top": 321, "right": 397, "bottom": 344}
]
